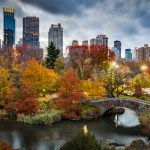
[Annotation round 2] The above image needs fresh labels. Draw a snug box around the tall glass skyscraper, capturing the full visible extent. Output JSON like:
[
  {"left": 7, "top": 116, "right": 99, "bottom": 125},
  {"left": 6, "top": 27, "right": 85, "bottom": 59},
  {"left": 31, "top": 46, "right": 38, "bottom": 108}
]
[
  {"left": 125, "top": 49, "right": 132, "bottom": 60},
  {"left": 3, "top": 7, "right": 15, "bottom": 46},
  {"left": 114, "top": 40, "right": 121, "bottom": 59},
  {"left": 48, "top": 23, "right": 63, "bottom": 56},
  {"left": 23, "top": 16, "right": 39, "bottom": 50}
]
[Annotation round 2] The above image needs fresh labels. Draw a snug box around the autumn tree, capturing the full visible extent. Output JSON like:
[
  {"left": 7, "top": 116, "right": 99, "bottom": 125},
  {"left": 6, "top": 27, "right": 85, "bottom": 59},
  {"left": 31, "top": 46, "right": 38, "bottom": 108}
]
[
  {"left": 69, "top": 45, "right": 90, "bottom": 80},
  {"left": 45, "top": 42, "right": 60, "bottom": 69},
  {"left": 99, "top": 65, "right": 132, "bottom": 98},
  {"left": 82, "top": 80, "right": 106, "bottom": 99},
  {"left": 58, "top": 70, "right": 84, "bottom": 119},
  {"left": 60, "top": 70, "right": 81, "bottom": 94},
  {"left": 0, "top": 46, "right": 14, "bottom": 69},
  {"left": 5, "top": 84, "right": 39, "bottom": 115},
  {"left": 132, "top": 73, "right": 150, "bottom": 97},
  {"left": 89, "top": 45, "right": 115, "bottom": 72},
  {"left": 54, "top": 57, "right": 65, "bottom": 75},
  {"left": 20, "top": 58, "right": 58, "bottom": 93},
  {"left": 0, "top": 68, "right": 12, "bottom": 106},
  {"left": 0, "top": 56, "right": 9, "bottom": 69}
]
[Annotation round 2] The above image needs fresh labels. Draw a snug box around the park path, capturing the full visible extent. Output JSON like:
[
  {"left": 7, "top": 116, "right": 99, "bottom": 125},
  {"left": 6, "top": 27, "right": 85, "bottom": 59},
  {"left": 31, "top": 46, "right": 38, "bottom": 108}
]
[{"left": 38, "top": 93, "right": 58, "bottom": 101}]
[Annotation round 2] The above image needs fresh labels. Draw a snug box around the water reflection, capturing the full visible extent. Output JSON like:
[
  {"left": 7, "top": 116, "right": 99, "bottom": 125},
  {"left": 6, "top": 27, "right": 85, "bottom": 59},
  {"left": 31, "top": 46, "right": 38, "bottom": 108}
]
[
  {"left": 0, "top": 118, "right": 148, "bottom": 150},
  {"left": 114, "top": 108, "right": 140, "bottom": 127}
]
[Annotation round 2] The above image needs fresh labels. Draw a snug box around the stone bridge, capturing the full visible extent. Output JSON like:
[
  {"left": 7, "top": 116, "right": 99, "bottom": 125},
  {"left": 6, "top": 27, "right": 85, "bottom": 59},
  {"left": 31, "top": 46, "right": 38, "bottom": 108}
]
[{"left": 88, "top": 98, "right": 150, "bottom": 116}]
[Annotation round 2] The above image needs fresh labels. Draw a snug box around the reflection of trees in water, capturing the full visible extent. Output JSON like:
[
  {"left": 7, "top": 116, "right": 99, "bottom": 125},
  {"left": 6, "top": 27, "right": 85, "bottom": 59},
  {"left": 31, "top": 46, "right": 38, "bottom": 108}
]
[
  {"left": 0, "top": 119, "right": 147, "bottom": 149},
  {"left": 89, "top": 118, "right": 141, "bottom": 136}
]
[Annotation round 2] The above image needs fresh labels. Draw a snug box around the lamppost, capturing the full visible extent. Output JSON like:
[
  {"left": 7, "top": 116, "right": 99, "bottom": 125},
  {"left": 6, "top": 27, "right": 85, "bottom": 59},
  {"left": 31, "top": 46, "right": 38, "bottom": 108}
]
[
  {"left": 42, "top": 89, "right": 46, "bottom": 97},
  {"left": 141, "top": 65, "right": 147, "bottom": 72},
  {"left": 108, "top": 61, "right": 119, "bottom": 97}
]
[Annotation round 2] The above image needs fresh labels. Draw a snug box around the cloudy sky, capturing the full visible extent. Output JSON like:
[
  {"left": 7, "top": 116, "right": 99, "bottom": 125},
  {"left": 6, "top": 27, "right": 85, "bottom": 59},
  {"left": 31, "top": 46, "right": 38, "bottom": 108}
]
[{"left": 0, "top": 0, "right": 150, "bottom": 57}]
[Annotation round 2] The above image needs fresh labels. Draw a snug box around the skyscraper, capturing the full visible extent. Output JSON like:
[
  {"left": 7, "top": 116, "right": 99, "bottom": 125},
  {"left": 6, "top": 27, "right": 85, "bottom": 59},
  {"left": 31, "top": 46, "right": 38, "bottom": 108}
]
[
  {"left": 111, "top": 47, "right": 120, "bottom": 60},
  {"left": 23, "top": 16, "right": 39, "bottom": 50},
  {"left": 48, "top": 23, "right": 63, "bottom": 56},
  {"left": 125, "top": 49, "right": 132, "bottom": 60},
  {"left": 114, "top": 40, "right": 121, "bottom": 59},
  {"left": 132, "top": 47, "right": 137, "bottom": 60},
  {"left": 3, "top": 7, "right": 15, "bottom": 46},
  {"left": 90, "top": 39, "right": 96, "bottom": 45},
  {"left": 96, "top": 34, "right": 108, "bottom": 46},
  {"left": 82, "top": 40, "right": 88, "bottom": 46},
  {"left": 136, "top": 44, "right": 150, "bottom": 61},
  {"left": 72, "top": 40, "right": 78, "bottom": 46}
]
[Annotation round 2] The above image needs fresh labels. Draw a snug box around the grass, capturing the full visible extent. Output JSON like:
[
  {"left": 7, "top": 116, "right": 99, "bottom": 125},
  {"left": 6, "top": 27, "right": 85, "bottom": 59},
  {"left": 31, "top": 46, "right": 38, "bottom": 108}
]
[{"left": 17, "top": 109, "right": 61, "bottom": 125}]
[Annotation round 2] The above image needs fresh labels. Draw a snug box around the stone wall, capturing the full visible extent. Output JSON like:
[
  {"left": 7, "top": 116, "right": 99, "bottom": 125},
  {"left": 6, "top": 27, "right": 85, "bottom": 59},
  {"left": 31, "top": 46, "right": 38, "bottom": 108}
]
[{"left": 88, "top": 98, "right": 150, "bottom": 116}]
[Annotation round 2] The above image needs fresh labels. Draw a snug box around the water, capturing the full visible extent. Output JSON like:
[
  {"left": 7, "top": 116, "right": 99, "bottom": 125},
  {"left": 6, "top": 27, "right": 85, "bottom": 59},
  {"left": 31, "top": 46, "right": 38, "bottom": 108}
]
[
  {"left": 114, "top": 108, "right": 140, "bottom": 127},
  {"left": 0, "top": 109, "right": 148, "bottom": 150}
]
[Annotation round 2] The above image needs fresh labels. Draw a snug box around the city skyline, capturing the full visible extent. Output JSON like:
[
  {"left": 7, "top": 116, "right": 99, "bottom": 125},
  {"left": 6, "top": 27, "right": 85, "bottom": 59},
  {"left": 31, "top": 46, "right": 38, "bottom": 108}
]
[{"left": 0, "top": 0, "right": 150, "bottom": 57}]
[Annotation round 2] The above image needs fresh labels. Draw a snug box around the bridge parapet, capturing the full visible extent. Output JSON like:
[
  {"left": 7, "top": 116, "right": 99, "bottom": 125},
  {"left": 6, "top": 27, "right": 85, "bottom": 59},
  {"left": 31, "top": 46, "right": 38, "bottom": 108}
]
[{"left": 87, "top": 98, "right": 150, "bottom": 116}]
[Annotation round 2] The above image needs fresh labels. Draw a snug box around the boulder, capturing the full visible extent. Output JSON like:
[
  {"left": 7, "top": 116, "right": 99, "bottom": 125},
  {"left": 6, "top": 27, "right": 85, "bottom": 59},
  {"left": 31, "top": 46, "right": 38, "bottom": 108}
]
[
  {"left": 105, "top": 139, "right": 125, "bottom": 146},
  {"left": 126, "top": 139, "right": 146, "bottom": 150}
]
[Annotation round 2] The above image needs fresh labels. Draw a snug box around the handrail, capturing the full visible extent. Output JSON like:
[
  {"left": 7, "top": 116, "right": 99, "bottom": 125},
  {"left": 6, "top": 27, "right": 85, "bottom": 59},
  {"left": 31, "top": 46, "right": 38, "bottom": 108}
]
[{"left": 91, "top": 98, "right": 150, "bottom": 105}]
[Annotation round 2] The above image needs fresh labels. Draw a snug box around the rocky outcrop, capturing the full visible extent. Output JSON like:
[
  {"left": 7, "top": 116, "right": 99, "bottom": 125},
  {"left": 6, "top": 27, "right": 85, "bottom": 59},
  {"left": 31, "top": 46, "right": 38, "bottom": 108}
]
[{"left": 125, "top": 139, "right": 150, "bottom": 150}]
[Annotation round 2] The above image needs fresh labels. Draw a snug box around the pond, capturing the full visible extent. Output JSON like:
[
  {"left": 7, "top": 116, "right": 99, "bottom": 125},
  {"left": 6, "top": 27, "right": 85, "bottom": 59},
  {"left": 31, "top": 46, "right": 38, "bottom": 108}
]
[{"left": 0, "top": 108, "right": 148, "bottom": 150}]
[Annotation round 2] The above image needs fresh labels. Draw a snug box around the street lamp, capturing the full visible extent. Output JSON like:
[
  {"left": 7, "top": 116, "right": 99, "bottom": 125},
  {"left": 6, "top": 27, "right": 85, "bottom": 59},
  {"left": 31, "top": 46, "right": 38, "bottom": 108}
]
[
  {"left": 111, "top": 61, "right": 119, "bottom": 68},
  {"left": 112, "top": 61, "right": 116, "bottom": 67},
  {"left": 141, "top": 65, "right": 147, "bottom": 71}
]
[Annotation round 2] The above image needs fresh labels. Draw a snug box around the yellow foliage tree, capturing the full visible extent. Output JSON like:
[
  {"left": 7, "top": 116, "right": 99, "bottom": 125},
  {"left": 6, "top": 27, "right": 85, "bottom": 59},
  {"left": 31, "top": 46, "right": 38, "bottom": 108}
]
[
  {"left": 0, "top": 68, "right": 12, "bottom": 104},
  {"left": 20, "top": 58, "right": 58, "bottom": 93},
  {"left": 82, "top": 80, "right": 106, "bottom": 99}
]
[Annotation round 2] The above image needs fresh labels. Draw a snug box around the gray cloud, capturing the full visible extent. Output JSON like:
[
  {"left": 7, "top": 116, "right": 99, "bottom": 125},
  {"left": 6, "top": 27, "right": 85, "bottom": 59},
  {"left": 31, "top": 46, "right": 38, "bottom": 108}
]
[
  {"left": 0, "top": 0, "right": 27, "bottom": 17},
  {"left": 0, "top": 0, "right": 150, "bottom": 58},
  {"left": 19, "top": 0, "right": 101, "bottom": 15}
]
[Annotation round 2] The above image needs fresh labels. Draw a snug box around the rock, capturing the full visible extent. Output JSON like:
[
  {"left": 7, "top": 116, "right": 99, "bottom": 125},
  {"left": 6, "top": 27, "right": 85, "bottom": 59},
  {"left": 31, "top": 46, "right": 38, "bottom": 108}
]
[
  {"left": 105, "top": 139, "right": 125, "bottom": 146},
  {"left": 126, "top": 139, "right": 146, "bottom": 150}
]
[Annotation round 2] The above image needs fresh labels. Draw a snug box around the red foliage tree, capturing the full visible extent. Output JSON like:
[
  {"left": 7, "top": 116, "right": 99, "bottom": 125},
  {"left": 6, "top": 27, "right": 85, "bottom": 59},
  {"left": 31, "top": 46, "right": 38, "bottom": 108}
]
[
  {"left": 68, "top": 45, "right": 90, "bottom": 79},
  {"left": 57, "top": 70, "right": 85, "bottom": 119},
  {"left": 16, "top": 98, "right": 39, "bottom": 115},
  {"left": 57, "top": 92, "right": 85, "bottom": 119},
  {"left": 5, "top": 84, "right": 39, "bottom": 115},
  {"left": 89, "top": 45, "right": 115, "bottom": 70}
]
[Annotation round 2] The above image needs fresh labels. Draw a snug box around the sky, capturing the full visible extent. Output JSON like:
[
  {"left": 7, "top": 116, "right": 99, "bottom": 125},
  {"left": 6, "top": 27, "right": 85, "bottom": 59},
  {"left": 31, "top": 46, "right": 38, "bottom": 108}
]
[{"left": 0, "top": 0, "right": 150, "bottom": 57}]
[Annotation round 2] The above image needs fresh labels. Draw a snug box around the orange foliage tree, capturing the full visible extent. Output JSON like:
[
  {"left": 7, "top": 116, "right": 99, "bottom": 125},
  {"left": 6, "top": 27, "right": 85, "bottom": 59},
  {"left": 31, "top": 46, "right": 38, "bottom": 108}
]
[{"left": 20, "top": 58, "right": 58, "bottom": 93}]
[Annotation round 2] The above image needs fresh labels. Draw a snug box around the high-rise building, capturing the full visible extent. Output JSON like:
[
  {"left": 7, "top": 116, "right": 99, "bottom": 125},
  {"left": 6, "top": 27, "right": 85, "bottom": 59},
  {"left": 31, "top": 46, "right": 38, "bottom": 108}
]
[
  {"left": 72, "top": 40, "right": 78, "bottom": 46},
  {"left": 90, "top": 39, "right": 96, "bottom": 45},
  {"left": 48, "top": 23, "right": 63, "bottom": 56},
  {"left": 96, "top": 34, "right": 108, "bottom": 46},
  {"left": 23, "top": 16, "right": 39, "bottom": 50},
  {"left": 114, "top": 40, "right": 121, "bottom": 59},
  {"left": 111, "top": 47, "right": 120, "bottom": 60},
  {"left": 132, "top": 47, "right": 137, "bottom": 60},
  {"left": 82, "top": 40, "right": 88, "bottom": 46},
  {"left": 3, "top": 7, "right": 15, "bottom": 46},
  {"left": 4, "top": 29, "right": 13, "bottom": 46},
  {"left": 17, "top": 38, "right": 23, "bottom": 46},
  {"left": 125, "top": 49, "right": 132, "bottom": 60},
  {"left": 136, "top": 44, "right": 150, "bottom": 61}
]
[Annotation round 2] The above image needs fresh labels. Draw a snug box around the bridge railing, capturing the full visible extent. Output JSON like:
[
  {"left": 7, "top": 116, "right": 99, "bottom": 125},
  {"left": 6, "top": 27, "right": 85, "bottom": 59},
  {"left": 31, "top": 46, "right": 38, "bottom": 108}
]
[{"left": 90, "top": 98, "right": 150, "bottom": 105}]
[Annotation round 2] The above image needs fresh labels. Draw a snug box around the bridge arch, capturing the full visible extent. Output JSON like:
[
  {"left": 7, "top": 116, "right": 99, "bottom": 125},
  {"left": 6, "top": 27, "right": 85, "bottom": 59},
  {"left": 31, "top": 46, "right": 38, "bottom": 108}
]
[{"left": 89, "top": 98, "right": 150, "bottom": 116}]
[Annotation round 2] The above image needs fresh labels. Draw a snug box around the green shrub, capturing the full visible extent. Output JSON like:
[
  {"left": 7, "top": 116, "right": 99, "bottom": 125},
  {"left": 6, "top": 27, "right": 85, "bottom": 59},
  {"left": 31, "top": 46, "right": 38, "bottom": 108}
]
[
  {"left": 17, "top": 109, "right": 61, "bottom": 125},
  {"left": 60, "top": 131, "right": 101, "bottom": 150},
  {"left": 81, "top": 105, "right": 101, "bottom": 119}
]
